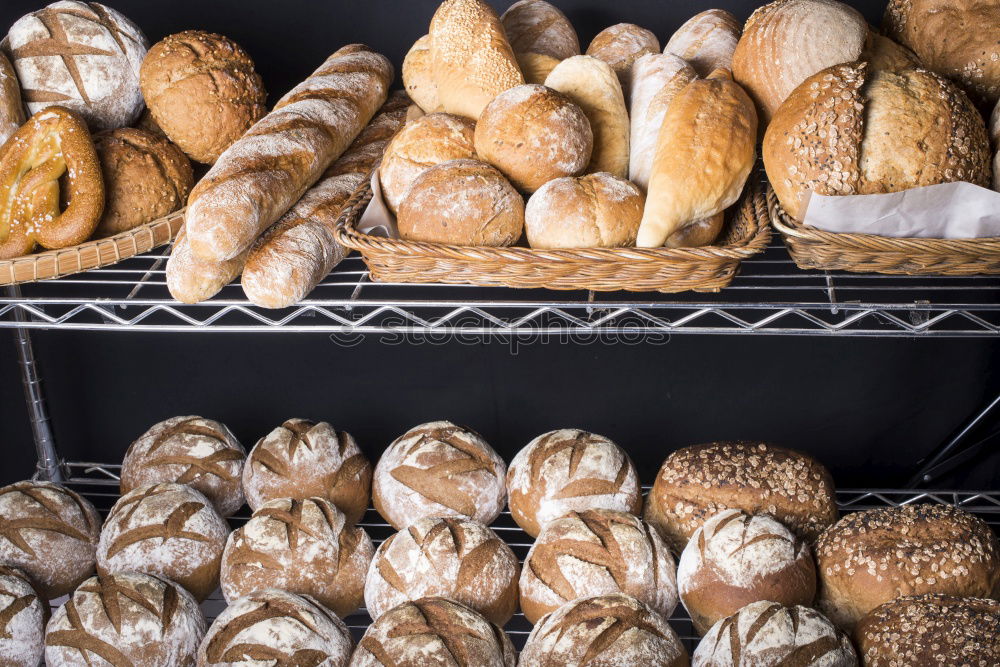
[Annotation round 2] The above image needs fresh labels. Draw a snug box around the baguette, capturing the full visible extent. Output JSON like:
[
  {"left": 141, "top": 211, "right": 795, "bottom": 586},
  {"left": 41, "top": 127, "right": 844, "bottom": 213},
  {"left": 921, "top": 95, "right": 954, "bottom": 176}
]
[
  {"left": 185, "top": 45, "right": 393, "bottom": 262},
  {"left": 0, "top": 52, "right": 24, "bottom": 146},
  {"left": 166, "top": 226, "right": 248, "bottom": 304}
]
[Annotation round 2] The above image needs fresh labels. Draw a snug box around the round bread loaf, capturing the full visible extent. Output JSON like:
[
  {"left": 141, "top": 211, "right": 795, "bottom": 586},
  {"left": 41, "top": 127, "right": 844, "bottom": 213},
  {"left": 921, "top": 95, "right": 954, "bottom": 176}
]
[
  {"left": 372, "top": 421, "right": 508, "bottom": 529},
  {"left": 220, "top": 497, "right": 373, "bottom": 617},
  {"left": 815, "top": 503, "right": 1000, "bottom": 630},
  {"left": 678, "top": 509, "right": 817, "bottom": 635},
  {"left": 120, "top": 415, "right": 246, "bottom": 517},
  {"left": 525, "top": 173, "right": 644, "bottom": 249},
  {"left": 501, "top": 0, "right": 580, "bottom": 61},
  {"left": 379, "top": 113, "right": 477, "bottom": 213},
  {"left": 585, "top": 23, "right": 661, "bottom": 91},
  {"left": 350, "top": 597, "right": 515, "bottom": 667},
  {"left": 855, "top": 594, "right": 1000, "bottom": 666},
  {"left": 96, "top": 482, "right": 228, "bottom": 601},
  {"left": 520, "top": 593, "right": 687, "bottom": 666},
  {"left": 644, "top": 441, "right": 838, "bottom": 553},
  {"left": 0, "top": 480, "right": 101, "bottom": 599},
  {"left": 665, "top": 9, "right": 741, "bottom": 78},
  {"left": 5, "top": 1, "right": 148, "bottom": 131},
  {"left": 198, "top": 589, "right": 353, "bottom": 667},
  {"left": 44, "top": 572, "right": 205, "bottom": 666},
  {"left": 396, "top": 159, "right": 525, "bottom": 246},
  {"left": 364, "top": 516, "right": 519, "bottom": 625},
  {"left": 403, "top": 35, "right": 441, "bottom": 114},
  {"left": 516, "top": 52, "right": 561, "bottom": 84},
  {"left": 474, "top": 85, "right": 593, "bottom": 193},
  {"left": 140, "top": 30, "right": 266, "bottom": 164},
  {"left": 693, "top": 601, "right": 857, "bottom": 666},
  {"left": 242, "top": 419, "right": 372, "bottom": 525},
  {"left": 519, "top": 509, "right": 678, "bottom": 624},
  {"left": 507, "top": 429, "right": 642, "bottom": 538},
  {"left": 0, "top": 566, "right": 46, "bottom": 667}
]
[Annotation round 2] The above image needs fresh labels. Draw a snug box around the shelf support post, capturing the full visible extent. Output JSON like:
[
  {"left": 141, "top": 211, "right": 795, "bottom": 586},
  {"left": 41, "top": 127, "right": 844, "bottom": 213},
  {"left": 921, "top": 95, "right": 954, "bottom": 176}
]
[{"left": 906, "top": 391, "right": 1000, "bottom": 488}]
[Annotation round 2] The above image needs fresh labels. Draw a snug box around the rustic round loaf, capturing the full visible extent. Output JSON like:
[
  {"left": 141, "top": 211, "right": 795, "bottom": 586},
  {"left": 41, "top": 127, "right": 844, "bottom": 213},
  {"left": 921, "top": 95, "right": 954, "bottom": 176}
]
[
  {"left": 242, "top": 419, "right": 372, "bottom": 525},
  {"left": 693, "top": 601, "right": 857, "bottom": 667},
  {"left": 520, "top": 593, "right": 687, "bottom": 666},
  {"left": 403, "top": 35, "right": 440, "bottom": 114},
  {"left": 474, "top": 85, "right": 593, "bottom": 193},
  {"left": 96, "top": 482, "right": 228, "bottom": 601},
  {"left": 365, "top": 516, "right": 519, "bottom": 626},
  {"left": 140, "top": 30, "right": 266, "bottom": 164},
  {"left": 815, "top": 503, "right": 1000, "bottom": 630},
  {"left": 665, "top": 9, "right": 741, "bottom": 78},
  {"left": 220, "top": 497, "right": 374, "bottom": 617},
  {"left": 855, "top": 594, "right": 1000, "bottom": 666},
  {"left": 586, "top": 23, "right": 661, "bottom": 90},
  {"left": 520, "top": 509, "right": 677, "bottom": 624},
  {"left": 44, "top": 572, "right": 205, "bottom": 667},
  {"left": 501, "top": 0, "right": 580, "bottom": 61},
  {"left": 120, "top": 415, "right": 246, "bottom": 517},
  {"left": 198, "top": 589, "right": 353, "bottom": 667},
  {"left": 507, "top": 429, "right": 643, "bottom": 538},
  {"left": 0, "top": 566, "right": 46, "bottom": 667},
  {"left": 4, "top": 1, "right": 148, "bottom": 131},
  {"left": 525, "top": 172, "right": 644, "bottom": 249},
  {"left": 350, "top": 597, "right": 515, "bottom": 667},
  {"left": 644, "top": 441, "right": 838, "bottom": 553},
  {"left": 0, "top": 480, "right": 101, "bottom": 599},
  {"left": 372, "top": 420, "right": 508, "bottom": 529},
  {"left": 379, "top": 112, "right": 477, "bottom": 213}
]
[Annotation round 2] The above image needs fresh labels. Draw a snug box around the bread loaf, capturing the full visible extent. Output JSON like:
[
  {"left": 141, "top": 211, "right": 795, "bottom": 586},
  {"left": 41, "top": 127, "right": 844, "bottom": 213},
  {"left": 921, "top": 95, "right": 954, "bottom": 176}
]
[
  {"left": 429, "top": 0, "right": 524, "bottom": 120},
  {"left": 185, "top": 45, "right": 392, "bottom": 262},
  {"left": 519, "top": 594, "right": 688, "bottom": 667},
  {"left": 516, "top": 52, "right": 561, "bottom": 84},
  {"left": 0, "top": 53, "right": 24, "bottom": 146},
  {"left": 637, "top": 69, "right": 757, "bottom": 248},
  {"left": 372, "top": 421, "right": 507, "bottom": 530},
  {"left": 501, "top": 0, "right": 580, "bottom": 61},
  {"left": 816, "top": 504, "right": 1000, "bottom": 630},
  {"left": 644, "top": 442, "right": 838, "bottom": 553},
  {"left": 241, "top": 419, "right": 372, "bottom": 525},
  {"left": 586, "top": 24, "right": 661, "bottom": 93},
  {"left": 165, "top": 228, "right": 248, "bottom": 304},
  {"left": 666, "top": 213, "right": 725, "bottom": 248},
  {"left": 364, "top": 516, "right": 520, "bottom": 625},
  {"left": 507, "top": 429, "right": 642, "bottom": 538},
  {"left": 666, "top": 9, "right": 741, "bottom": 77},
  {"left": 544, "top": 55, "right": 629, "bottom": 178},
  {"left": 0, "top": 566, "right": 46, "bottom": 667},
  {"left": 44, "top": 572, "right": 205, "bottom": 666},
  {"left": 525, "top": 173, "right": 644, "bottom": 249},
  {"left": 120, "top": 415, "right": 246, "bottom": 517},
  {"left": 403, "top": 35, "right": 441, "bottom": 114},
  {"left": 96, "top": 482, "right": 228, "bottom": 601},
  {"left": 198, "top": 589, "right": 353, "bottom": 667},
  {"left": 520, "top": 509, "right": 678, "bottom": 625},
  {"left": 993, "top": 99, "right": 1000, "bottom": 191},
  {"left": 0, "top": 480, "right": 101, "bottom": 599}
]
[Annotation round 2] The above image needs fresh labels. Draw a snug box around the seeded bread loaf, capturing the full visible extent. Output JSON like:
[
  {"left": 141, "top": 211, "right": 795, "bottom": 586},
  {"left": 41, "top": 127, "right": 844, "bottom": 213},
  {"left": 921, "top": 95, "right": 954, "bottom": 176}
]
[
  {"left": 665, "top": 9, "right": 741, "bottom": 77},
  {"left": 0, "top": 566, "right": 46, "bottom": 667}
]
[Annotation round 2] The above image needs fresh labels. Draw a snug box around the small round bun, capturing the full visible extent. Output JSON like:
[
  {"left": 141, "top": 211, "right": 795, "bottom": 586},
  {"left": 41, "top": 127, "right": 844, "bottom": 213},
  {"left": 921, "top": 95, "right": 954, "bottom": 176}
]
[
  {"left": 507, "top": 429, "right": 642, "bottom": 538},
  {"left": 403, "top": 35, "right": 440, "bottom": 113},
  {"left": 586, "top": 23, "right": 661, "bottom": 89},
  {"left": 474, "top": 85, "right": 593, "bottom": 193},
  {"left": 372, "top": 421, "right": 508, "bottom": 529},
  {"left": 501, "top": 0, "right": 580, "bottom": 61},
  {"left": 525, "top": 173, "right": 644, "bottom": 249},
  {"left": 0, "top": 566, "right": 46, "bottom": 667},
  {"left": 397, "top": 159, "right": 525, "bottom": 246}
]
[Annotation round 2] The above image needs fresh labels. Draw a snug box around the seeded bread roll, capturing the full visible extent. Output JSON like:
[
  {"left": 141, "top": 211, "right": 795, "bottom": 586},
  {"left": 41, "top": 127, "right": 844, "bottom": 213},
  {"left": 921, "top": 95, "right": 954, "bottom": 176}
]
[
  {"left": 0, "top": 566, "right": 46, "bottom": 667},
  {"left": 586, "top": 23, "right": 661, "bottom": 93},
  {"left": 665, "top": 9, "right": 741, "bottom": 77},
  {"left": 0, "top": 52, "right": 24, "bottom": 146},
  {"left": 525, "top": 173, "right": 644, "bottom": 249},
  {"left": 516, "top": 52, "right": 561, "bottom": 84},
  {"left": 645, "top": 442, "right": 838, "bottom": 553},
  {"left": 403, "top": 35, "right": 441, "bottom": 114},
  {"left": 501, "top": 0, "right": 580, "bottom": 61}
]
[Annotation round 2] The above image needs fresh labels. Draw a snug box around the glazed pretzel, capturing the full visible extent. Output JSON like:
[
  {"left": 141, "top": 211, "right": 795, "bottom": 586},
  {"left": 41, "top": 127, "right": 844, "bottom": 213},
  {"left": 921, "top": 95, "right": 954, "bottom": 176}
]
[{"left": 0, "top": 106, "right": 103, "bottom": 259}]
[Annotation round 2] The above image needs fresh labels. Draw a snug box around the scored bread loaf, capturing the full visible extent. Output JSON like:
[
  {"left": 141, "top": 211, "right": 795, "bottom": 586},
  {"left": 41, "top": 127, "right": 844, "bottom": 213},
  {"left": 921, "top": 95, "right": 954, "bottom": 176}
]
[
  {"left": 403, "top": 35, "right": 441, "bottom": 114},
  {"left": 586, "top": 23, "right": 661, "bottom": 93},
  {"left": 665, "top": 9, "right": 741, "bottom": 77},
  {"left": 501, "top": 0, "right": 580, "bottom": 61},
  {"left": 0, "top": 53, "right": 24, "bottom": 146},
  {"left": 185, "top": 45, "right": 392, "bottom": 262},
  {"left": 165, "top": 227, "right": 248, "bottom": 304},
  {"left": 0, "top": 566, "right": 46, "bottom": 667}
]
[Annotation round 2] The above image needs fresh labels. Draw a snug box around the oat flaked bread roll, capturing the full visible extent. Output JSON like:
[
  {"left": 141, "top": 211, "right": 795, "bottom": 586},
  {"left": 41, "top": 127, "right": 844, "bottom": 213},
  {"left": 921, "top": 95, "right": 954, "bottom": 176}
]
[
  {"left": 0, "top": 566, "right": 46, "bottom": 667},
  {"left": 0, "top": 52, "right": 24, "bottom": 146},
  {"left": 665, "top": 9, "right": 741, "bottom": 77},
  {"left": 764, "top": 63, "right": 992, "bottom": 221},
  {"left": 525, "top": 173, "right": 644, "bottom": 249},
  {"left": 586, "top": 23, "right": 661, "bottom": 94},
  {"left": 644, "top": 442, "right": 838, "bottom": 553},
  {"left": 501, "top": 0, "right": 580, "bottom": 61}
]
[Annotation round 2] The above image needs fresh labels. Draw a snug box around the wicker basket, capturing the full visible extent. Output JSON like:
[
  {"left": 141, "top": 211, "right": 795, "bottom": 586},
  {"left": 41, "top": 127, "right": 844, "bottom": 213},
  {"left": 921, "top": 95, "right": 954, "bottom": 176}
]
[
  {"left": 0, "top": 210, "right": 184, "bottom": 286},
  {"left": 335, "top": 179, "right": 771, "bottom": 293},
  {"left": 768, "top": 186, "right": 1000, "bottom": 275}
]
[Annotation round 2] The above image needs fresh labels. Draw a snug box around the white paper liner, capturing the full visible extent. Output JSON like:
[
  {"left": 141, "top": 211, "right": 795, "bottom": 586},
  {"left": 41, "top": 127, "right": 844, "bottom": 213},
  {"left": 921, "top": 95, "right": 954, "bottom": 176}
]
[{"left": 357, "top": 170, "right": 400, "bottom": 238}]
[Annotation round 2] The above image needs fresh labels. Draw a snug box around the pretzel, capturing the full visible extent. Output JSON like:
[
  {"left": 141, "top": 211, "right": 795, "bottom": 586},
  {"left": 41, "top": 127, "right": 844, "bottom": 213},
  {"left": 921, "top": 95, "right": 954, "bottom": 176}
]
[{"left": 0, "top": 106, "right": 103, "bottom": 259}]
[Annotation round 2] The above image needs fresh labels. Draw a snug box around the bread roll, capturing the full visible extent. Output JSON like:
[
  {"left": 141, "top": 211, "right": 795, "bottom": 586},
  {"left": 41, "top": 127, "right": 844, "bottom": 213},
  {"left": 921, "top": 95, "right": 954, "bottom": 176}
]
[
  {"left": 0, "top": 566, "right": 46, "bottom": 667},
  {"left": 0, "top": 53, "right": 24, "bottom": 146},
  {"left": 166, "top": 228, "right": 248, "bottom": 304},
  {"left": 519, "top": 594, "right": 687, "bottom": 667},
  {"left": 0, "top": 481, "right": 101, "bottom": 599},
  {"left": 586, "top": 24, "right": 661, "bottom": 93},
  {"left": 516, "top": 52, "right": 561, "bottom": 84},
  {"left": 501, "top": 0, "right": 580, "bottom": 61},
  {"left": 665, "top": 9, "right": 741, "bottom": 77},
  {"left": 815, "top": 504, "right": 1000, "bottom": 630},
  {"left": 379, "top": 113, "right": 476, "bottom": 213},
  {"left": 645, "top": 442, "right": 838, "bottom": 553},
  {"left": 429, "top": 0, "right": 524, "bottom": 120},
  {"left": 120, "top": 415, "right": 246, "bottom": 518},
  {"left": 403, "top": 35, "right": 441, "bottom": 113},
  {"left": 694, "top": 601, "right": 857, "bottom": 667},
  {"left": 525, "top": 173, "right": 644, "bottom": 249},
  {"left": 764, "top": 63, "right": 992, "bottom": 221},
  {"left": 666, "top": 213, "right": 725, "bottom": 248},
  {"left": 372, "top": 421, "right": 507, "bottom": 530},
  {"left": 474, "top": 84, "right": 592, "bottom": 193},
  {"left": 397, "top": 159, "right": 525, "bottom": 246},
  {"left": 544, "top": 56, "right": 629, "bottom": 178},
  {"left": 221, "top": 497, "right": 374, "bottom": 617},
  {"left": 507, "top": 429, "right": 642, "bottom": 538},
  {"left": 637, "top": 69, "right": 757, "bottom": 248}
]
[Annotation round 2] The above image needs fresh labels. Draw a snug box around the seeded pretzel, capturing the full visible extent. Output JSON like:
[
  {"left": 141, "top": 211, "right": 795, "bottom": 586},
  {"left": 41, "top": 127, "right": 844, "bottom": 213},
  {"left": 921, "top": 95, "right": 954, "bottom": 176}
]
[{"left": 0, "top": 106, "right": 103, "bottom": 259}]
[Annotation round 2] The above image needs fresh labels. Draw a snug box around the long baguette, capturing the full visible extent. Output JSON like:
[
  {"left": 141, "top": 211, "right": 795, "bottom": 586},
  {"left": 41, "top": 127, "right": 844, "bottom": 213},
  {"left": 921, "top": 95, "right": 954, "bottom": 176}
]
[
  {"left": 185, "top": 44, "right": 393, "bottom": 262},
  {"left": 165, "top": 226, "right": 248, "bottom": 304}
]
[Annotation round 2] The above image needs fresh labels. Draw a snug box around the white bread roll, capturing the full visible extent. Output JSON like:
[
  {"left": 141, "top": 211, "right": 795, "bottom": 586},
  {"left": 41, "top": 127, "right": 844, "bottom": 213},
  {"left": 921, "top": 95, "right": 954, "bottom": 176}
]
[
  {"left": 665, "top": 9, "right": 741, "bottom": 77},
  {"left": 403, "top": 35, "right": 440, "bottom": 113},
  {"left": 517, "top": 52, "right": 561, "bottom": 84},
  {"left": 501, "top": 0, "right": 580, "bottom": 60},
  {"left": 544, "top": 55, "right": 629, "bottom": 178},
  {"left": 586, "top": 23, "right": 661, "bottom": 94},
  {"left": 525, "top": 173, "right": 644, "bottom": 249}
]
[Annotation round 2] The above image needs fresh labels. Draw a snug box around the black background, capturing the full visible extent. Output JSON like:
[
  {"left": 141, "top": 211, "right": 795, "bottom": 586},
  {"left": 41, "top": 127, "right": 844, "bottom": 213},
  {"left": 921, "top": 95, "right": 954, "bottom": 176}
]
[{"left": 1, "top": 0, "right": 998, "bottom": 490}]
